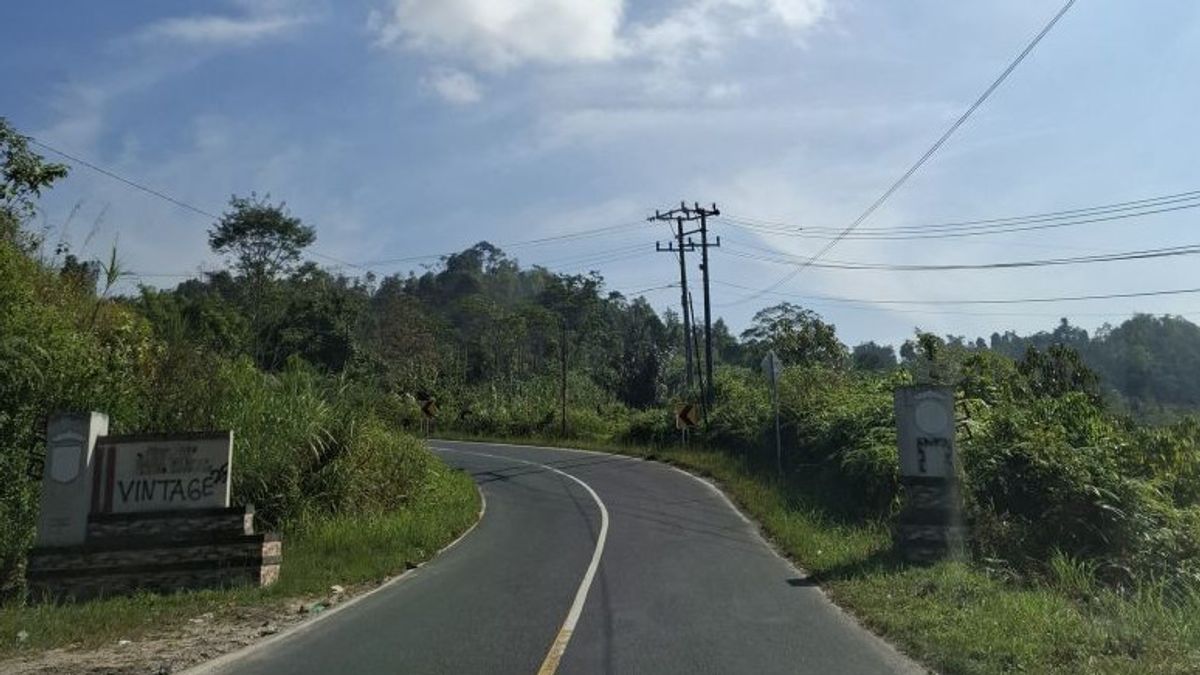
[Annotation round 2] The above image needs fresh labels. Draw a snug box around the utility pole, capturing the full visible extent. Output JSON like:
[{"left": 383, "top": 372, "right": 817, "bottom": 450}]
[
  {"left": 649, "top": 202, "right": 720, "bottom": 408},
  {"left": 694, "top": 202, "right": 720, "bottom": 410},
  {"left": 652, "top": 215, "right": 694, "bottom": 392},
  {"left": 687, "top": 289, "right": 707, "bottom": 421},
  {"left": 560, "top": 316, "right": 568, "bottom": 437}
]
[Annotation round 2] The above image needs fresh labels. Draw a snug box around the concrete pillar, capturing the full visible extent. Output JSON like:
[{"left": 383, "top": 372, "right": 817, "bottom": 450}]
[
  {"left": 36, "top": 412, "right": 108, "bottom": 547},
  {"left": 893, "top": 386, "right": 964, "bottom": 562}
]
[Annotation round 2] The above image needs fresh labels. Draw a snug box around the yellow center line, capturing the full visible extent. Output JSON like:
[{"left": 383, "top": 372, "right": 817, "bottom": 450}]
[{"left": 435, "top": 447, "right": 610, "bottom": 675}]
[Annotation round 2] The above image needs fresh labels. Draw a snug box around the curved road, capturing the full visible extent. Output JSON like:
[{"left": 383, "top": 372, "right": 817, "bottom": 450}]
[{"left": 202, "top": 440, "right": 924, "bottom": 674}]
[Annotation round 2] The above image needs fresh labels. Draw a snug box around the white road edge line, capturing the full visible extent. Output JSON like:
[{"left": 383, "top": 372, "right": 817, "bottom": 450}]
[
  {"left": 435, "top": 439, "right": 928, "bottom": 675},
  {"left": 435, "top": 447, "right": 610, "bottom": 675},
  {"left": 183, "top": 480, "right": 487, "bottom": 675}
]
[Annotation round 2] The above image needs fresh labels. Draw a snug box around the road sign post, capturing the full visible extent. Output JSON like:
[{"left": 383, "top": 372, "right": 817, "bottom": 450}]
[
  {"left": 419, "top": 397, "right": 438, "bottom": 437},
  {"left": 893, "top": 385, "right": 965, "bottom": 562},
  {"left": 675, "top": 402, "right": 700, "bottom": 446},
  {"left": 761, "top": 351, "right": 783, "bottom": 475}
]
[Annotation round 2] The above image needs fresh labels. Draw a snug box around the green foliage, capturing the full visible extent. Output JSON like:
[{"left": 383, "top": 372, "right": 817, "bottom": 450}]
[
  {"left": 0, "top": 223, "right": 458, "bottom": 595},
  {"left": 10, "top": 127, "right": 1200, "bottom": 666},
  {"left": 851, "top": 340, "right": 898, "bottom": 371},
  {"left": 0, "top": 468, "right": 478, "bottom": 658},
  {"left": 994, "top": 315, "right": 1200, "bottom": 415},
  {"left": 0, "top": 237, "right": 159, "bottom": 593},
  {"left": 740, "top": 302, "right": 847, "bottom": 368},
  {"left": 777, "top": 366, "right": 902, "bottom": 516},
  {"left": 194, "top": 359, "right": 441, "bottom": 527},
  {"left": 208, "top": 193, "right": 315, "bottom": 283},
  {"left": 705, "top": 366, "right": 771, "bottom": 450},
  {"left": 0, "top": 118, "right": 68, "bottom": 225},
  {"left": 1017, "top": 342, "right": 1102, "bottom": 403}
]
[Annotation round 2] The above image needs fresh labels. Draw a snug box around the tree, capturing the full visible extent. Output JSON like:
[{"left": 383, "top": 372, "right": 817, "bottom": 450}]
[
  {"left": 851, "top": 341, "right": 897, "bottom": 371},
  {"left": 0, "top": 117, "right": 68, "bottom": 243},
  {"left": 740, "top": 302, "right": 846, "bottom": 368},
  {"left": 260, "top": 269, "right": 367, "bottom": 372},
  {"left": 208, "top": 193, "right": 315, "bottom": 283},
  {"left": 610, "top": 298, "right": 667, "bottom": 408},
  {"left": 711, "top": 318, "right": 742, "bottom": 365},
  {"left": 1017, "top": 343, "right": 1102, "bottom": 403},
  {"left": 900, "top": 331, "right": 961, "bottom": 385}
]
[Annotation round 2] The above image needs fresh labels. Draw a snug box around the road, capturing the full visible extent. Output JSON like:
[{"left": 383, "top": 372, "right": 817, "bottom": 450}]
[{"left": 200, "top": 440, "right": 924, "bottom": 674}]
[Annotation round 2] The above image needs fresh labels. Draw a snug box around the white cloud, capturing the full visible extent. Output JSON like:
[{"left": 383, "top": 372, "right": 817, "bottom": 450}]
[
  {"left": 427, "top": 68, "right": 483, "bottom": 104},
  {"left": 368, "top": 0, "right": 624, "bottom": 69},
  {"left": 706, "top": 82, "right": 742, "bottom": 101},
  {"left": 139, "top": 14, "right": 307, "bottom": 45},
  {"left": 628, "top": 0, "right": 830, "bottom": 60},
  {"left": 368, "top": 0, "right": 831, "bottom": 104},
  {"left": 766, "top": 0, "right": 829, "bottom": 29}
]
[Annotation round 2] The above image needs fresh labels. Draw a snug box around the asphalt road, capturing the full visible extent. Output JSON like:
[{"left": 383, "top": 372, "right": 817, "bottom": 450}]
[{"left": 201, "top": 440, "right": 924, "bottom": 675}]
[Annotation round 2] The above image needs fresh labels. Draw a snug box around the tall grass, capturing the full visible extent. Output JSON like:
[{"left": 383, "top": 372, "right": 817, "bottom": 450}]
[{"left": 0, "top": 467, "right": 479, "bottom": 658}]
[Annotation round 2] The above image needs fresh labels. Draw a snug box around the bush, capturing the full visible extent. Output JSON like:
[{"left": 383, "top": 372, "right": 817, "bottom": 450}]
[
  {"left": 0, "top": 240, "right": 156, "bottom": 594},
  {"left": 705, "top": 366, "right": 771, "bottom": 450},
  {"left": 777, "top": 367, "right": 901, "bottom": 516},
  {"left": 0, "top": 235, "right": 455, "bottom": 595}
]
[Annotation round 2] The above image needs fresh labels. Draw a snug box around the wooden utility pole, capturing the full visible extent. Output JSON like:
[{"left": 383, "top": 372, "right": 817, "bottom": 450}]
[
  {"left": 694, "top": 202, "right": 720, "bottom": 409},
  {"left": 652, "top": 215, "right": 694, "bottom": 392},
  {"left": 687, "top": 289, "right": 707, "bottom": 421},
  {"left": 560, "top": 316, "right": 568, "bottom": 437}
]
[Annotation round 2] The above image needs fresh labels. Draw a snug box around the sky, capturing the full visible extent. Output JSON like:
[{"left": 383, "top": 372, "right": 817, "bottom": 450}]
[{"left": 4, "top": 0, "right": 1200, "bottom": 348}]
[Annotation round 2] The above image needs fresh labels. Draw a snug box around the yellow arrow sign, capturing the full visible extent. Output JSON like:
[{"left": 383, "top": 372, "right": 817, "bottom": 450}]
[
  {"left": 675, "top": 403, "right": 700, "bottom": 429},
  {"left": 421, "top": 400, "right": 438, "bottom": 419}
]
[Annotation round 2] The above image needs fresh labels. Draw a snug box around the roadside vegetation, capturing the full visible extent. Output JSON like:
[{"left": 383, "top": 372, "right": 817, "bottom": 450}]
[
  {"left": 0, "top": 119, "right": 479, "bottom": 659},
  {"left": 6, "top": 113, "right": 1200, "bottom": 672},
  {"left": 0, "top": 471, "right": 477, "bottom": 659}
]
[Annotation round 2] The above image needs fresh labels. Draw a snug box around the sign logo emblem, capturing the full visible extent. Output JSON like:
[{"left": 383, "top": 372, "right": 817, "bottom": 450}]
[{"left": 48, "top": 432, "right": 85, "bottom": 483}]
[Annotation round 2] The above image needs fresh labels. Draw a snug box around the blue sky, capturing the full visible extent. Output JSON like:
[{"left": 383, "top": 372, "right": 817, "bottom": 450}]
[{"left": 4, "top": 0, "right": 1200, "bottom": 347}]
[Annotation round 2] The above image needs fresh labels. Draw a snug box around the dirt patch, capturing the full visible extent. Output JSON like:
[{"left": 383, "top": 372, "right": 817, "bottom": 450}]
[{"left": 0, "top": 583, "right": 372, "bottom": 674}]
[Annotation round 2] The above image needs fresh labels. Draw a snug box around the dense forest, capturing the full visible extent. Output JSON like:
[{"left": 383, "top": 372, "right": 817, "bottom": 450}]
[
  {"left": 6, "top": 116, "right": 1200, "bottom": 605},
  {"left": 130, "top": 229, "right": 1200, "bottom": 426}
]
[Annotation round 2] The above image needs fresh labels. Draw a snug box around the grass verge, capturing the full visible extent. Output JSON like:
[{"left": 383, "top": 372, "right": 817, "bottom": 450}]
[
  {"left": 436, "top": 431, "right": 1200, "bottom": 675},
  {"left": 0, "top": 459, "right": 479, "bottom": 660}
]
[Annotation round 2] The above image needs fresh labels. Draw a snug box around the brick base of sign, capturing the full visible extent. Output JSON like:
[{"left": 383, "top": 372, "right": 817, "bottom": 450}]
[
  {"left": 85, "top": 506, "right": 255, "bottom": 540},
  {"left": 26, "top": 506, "right": 280, "bottom": 601}
]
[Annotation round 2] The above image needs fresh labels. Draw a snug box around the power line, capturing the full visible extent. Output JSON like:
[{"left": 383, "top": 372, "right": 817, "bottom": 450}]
[
  {"left": 722, "top": 0, "right": 1078, "bottom": 306},
  {"left": 798, "top": 304, "right": 1200, "bottom": 320},
  {"left": 713, "top": 279, "right": 1200, "bottom": 306},
  {"left": 722, "top": 187, "right": 1200, "bottom": 235},
  {"left": 722, "top": 239, "right": 1200, "bottom": 272},
  {"left": 30, "top": 138, "right": 219, "bottom": 220},
  {"left": 611, "top": 282, "right": 679, "bottom": 296},
  {"left": 719, "top": 195, "right": 1200, "bottom": 241},
  {"left": 29, "top": 134, "right": 669, "bottom": 281},
  {"left": 356, "top": 221, "right": 646, "bottom": 267},
  {"left": 29, "top": 137, "right": 368, "bottom": 270},
  {"left": 139, "top": 242, "right": 650, "bottom": 283}
]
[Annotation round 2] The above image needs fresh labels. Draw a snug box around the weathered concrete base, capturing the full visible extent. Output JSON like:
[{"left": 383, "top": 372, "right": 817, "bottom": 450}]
[
  {"left": 894, "top": 476, "right": 966, "bottom": 563},
  {"left": 26, "top": 506, "right": 280, "bottom": 601},
  {"left": 892, "top": 524, "right": 967, "bottom": 564}
]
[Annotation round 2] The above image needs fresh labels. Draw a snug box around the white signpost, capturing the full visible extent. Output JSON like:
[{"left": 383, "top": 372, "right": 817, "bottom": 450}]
[
  {"left": 761, "top": 350, "right": 783, "bottom": 475},
  {"left": 91, "top": 432, "right": 233, "bottom": 514}
]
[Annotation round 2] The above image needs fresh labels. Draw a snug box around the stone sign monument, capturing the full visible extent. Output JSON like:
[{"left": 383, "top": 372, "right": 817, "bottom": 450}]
[
  {"left": 28, "top": 414, "right": 278, "bottom": 600},
  {"left": 91, "top": 432, "right": 232, "bottom": 514},
  {"left": 893, "top": 386, "right": 965, "bottom": 562}
]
